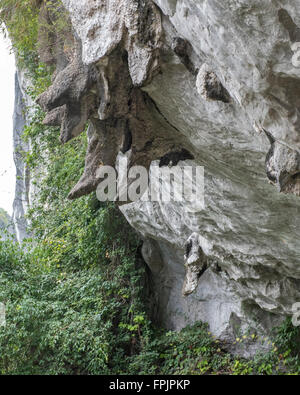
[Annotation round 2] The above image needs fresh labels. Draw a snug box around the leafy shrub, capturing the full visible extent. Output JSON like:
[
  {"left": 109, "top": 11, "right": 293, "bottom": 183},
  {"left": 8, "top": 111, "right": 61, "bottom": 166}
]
[{"left": 0, "top": 202, "right": 150, "bottom": 374}]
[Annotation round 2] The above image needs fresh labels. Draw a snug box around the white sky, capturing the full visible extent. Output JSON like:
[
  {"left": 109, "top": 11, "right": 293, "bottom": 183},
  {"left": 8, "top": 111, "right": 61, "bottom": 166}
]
[{"left": 0, "top": 33, "right": 15, "bottom": 216}]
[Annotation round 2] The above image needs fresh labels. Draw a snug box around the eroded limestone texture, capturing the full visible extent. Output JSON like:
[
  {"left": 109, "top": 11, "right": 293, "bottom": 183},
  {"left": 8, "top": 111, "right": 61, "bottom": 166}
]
[
  {"left": 254, "top": 122, "right": 300, "bottom": 195},
  {"left": 264, "top": 131, "right": 300, "bottom": 195},
  {"left": 12, "top": 71, "right": 34, "bottom": 242},
  {"left": 196, "top": 64, "right": 231, "bottom": 103},
  {"left": 25, "top": 0, "right": 300, "bottom": 355},
  {"left": 62, "top": 0, "right": 162, "bottom": 86},
  {"left": 37, "top": 41, "right": 98, "bottom": 144},
  {"left": 182, "top": 233, "right": 208, "bottom": 296}
]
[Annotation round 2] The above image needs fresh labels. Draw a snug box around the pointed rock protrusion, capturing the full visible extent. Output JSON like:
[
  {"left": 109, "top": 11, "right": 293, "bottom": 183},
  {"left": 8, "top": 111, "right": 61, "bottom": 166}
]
[
  {"left": 182, "top": 233, "right": 208, "bottom": 296},
  {"left": 254, "top": 122, "right": 300, "bottom": 195},
  {"left": 196, "top": 64, "right": 230, "bottom": 103},
  {"left": 67, "top": 120, "right": 124, "bottom": 200},
  {"left": 37, "top": 43, "right": 98, "bottom": 144}
]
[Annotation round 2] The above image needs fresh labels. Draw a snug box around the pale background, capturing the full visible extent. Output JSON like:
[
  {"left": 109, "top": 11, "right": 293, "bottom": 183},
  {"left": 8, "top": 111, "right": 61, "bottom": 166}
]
[{"left": 0, "top": 33, "right": 16, "bottom": 216}]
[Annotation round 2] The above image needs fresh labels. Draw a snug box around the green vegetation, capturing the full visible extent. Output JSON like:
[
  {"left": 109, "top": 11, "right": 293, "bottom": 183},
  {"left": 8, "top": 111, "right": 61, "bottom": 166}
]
[
  {"left": 0, "top": 209, "right": 14, "bottom": 240},
  {"left": 0, "top": 0, "right": 40, "bottom": 65},
  {"left": 127, "top": 320, "right": 300, "bottom": 375},
  {"left": 0, "top": 208, "right": 10, "bottom": 229},
  {"left": 0, "top": 99, "right": 151, "bottom": 374},
  {"left": 0, "top": 204, "right": 149, "bottom": 374},
  {"left": 0, "top": 0, "right": 299, "bottom": 375}
]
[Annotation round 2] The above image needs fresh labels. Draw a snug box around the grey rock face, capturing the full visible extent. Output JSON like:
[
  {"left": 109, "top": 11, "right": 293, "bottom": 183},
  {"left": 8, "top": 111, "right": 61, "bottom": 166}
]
[
  {"left": 182, "top": 232, "right": 208, "bottom": 297},
  {"left": 265, "top": 133, "right": 300, "bottom": 195},
  {"left": 37, "top": 41, "right": 98, "bottom": 144},
  {"left": 62, "top": 0, "right": 162, "bottom": 86},
  {"left": 141, "top": 238, "right": 164, "bottom": 275},
  {"left": 12, "top": 72, "right": 31, "bottom": 242},
  {"left": 37, "top": 0, "right": 300, "bottom": 354}
]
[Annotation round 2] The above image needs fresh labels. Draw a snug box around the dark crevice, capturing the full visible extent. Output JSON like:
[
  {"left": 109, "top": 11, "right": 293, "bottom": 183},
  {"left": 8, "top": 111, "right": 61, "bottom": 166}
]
[
  {"left": 278, "top": 9, "right": 300, "bottom": 42},
  {"left": 197, "top": 262, "right": 208, "bottom": 280},
  {"left": 121, "top": 120, "right": 133, "bottom": 153},
  {"left": 203, "top": 71, "right": 231, "bottom": 103},
  {"left": 172, "top": 37, "right": 197, "bottom": 75},
  {"left": 147, "top": 93, "right": 182, "bottom": 134},
  {"left": 159, "top": 148, "right": 194, "bottom": 167},
  {"left": 185, "top": 239, "right": 193, "bottom": 257},
  {"left": 215, "top": 262, "right": 222, "bottom": 273}
]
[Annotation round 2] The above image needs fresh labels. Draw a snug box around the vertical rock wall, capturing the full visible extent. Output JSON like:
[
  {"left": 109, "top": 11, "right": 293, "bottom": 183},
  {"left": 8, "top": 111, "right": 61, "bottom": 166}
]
[{"left": 12, "top": 71, "right": 32, "bottom": 242}]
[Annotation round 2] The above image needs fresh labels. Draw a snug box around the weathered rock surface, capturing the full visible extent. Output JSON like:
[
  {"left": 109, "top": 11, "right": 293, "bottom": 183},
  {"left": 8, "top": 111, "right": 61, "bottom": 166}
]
[
  {"left": 12, "top": 71, "right": 32, "bottom": 242},
  {"left": 182, "top": 232, "right": 208, "bottom": 297},
  {"left": 24, "top": 0, "right": 300, "bottom": 354}
]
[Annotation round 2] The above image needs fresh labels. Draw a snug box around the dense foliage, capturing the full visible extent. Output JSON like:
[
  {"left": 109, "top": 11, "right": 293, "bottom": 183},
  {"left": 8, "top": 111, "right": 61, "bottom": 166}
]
[
  {"left": 0, "top": 100, "right": 152, "bottom": 374},
  {"left": 0, "top": 0, "right": 299, "bottom": 376},
  {"left": 0, "top": 205, "right": 149, "bottom": 374},
  {"left": 0, "top": 208, "right": 10, "bottom": 229}
]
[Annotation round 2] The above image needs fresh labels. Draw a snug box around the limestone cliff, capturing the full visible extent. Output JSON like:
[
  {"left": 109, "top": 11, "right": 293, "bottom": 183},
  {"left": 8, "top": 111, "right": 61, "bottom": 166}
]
[
  {"left": 12, "top": 71, "right": 31, "bottom": 242},
  {"left": 13, "top": 0, "right": 300, "bottom": 354}
]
